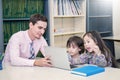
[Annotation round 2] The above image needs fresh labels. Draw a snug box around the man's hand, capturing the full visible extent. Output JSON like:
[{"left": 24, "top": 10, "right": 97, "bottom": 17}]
[{"left": 34, "top": 56, "right": 52, "bottom": 67}]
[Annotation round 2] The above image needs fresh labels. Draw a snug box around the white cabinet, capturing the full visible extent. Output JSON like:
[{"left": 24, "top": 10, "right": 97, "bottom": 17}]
[
  {"left": 48, "top": 0, "right": 86, "bottom": 47},
  {"left": 113, "top": 0, "right": 120, "bottom": 59}
]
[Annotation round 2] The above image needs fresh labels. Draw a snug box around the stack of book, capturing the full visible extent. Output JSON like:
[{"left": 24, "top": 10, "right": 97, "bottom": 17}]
[{"left": 54, "top": 0, "right": 83, "bottom": 16}]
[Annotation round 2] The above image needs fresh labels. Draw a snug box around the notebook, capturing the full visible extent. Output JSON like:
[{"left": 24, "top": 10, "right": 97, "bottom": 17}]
[{"left": 71, "top": 65, "right": 105, "bottom": 76}]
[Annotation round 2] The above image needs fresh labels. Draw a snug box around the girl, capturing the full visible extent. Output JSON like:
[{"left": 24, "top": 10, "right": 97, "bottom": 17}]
[
  {"left": 66, "top": 36, "right": 85, "bottom": 66},
  {"left": 80, "top": 31, "right": 118, "bottom": 67}
]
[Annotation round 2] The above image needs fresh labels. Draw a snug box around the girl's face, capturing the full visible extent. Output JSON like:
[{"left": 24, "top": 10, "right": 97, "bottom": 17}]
[
  {"left": 67, "top": 43, "right": 81, "bottom": 57},
  {"left": 83, "top": 35, "right": 97, "bottom": 53}
]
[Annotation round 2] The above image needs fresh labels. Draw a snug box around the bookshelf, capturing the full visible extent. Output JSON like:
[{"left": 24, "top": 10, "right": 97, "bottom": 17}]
[
  {"left": 48, "top": 0, "right": 86, "bottom": 47},
  {"left": 86, "top": 0, "right": 113, "bottom": 37},
  {"left": 2, "top": 0, "right": 46, "bottom": 49}
]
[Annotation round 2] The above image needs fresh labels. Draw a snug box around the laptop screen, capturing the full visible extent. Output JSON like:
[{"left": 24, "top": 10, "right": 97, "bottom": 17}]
[{"left": 44, "top": 46, "right": 71, "bottom": 70}]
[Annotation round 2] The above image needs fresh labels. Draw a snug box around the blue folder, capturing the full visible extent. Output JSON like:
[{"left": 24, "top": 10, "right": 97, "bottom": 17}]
[{"left": 71, "top": 65, "right": 105, "bottom": 76}]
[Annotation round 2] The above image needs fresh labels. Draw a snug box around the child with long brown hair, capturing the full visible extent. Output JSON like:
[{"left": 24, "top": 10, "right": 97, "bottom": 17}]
[{"left": 80, "top": 31, "right": 118, "bottom": 67}]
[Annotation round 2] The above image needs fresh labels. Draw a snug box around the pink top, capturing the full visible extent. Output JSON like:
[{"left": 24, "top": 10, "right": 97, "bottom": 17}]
[{"left": 4, "top": 30, "right": 48, "bottom": 66}]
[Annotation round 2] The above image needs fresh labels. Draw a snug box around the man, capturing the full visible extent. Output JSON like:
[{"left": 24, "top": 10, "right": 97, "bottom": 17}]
[{"left": 4, "top": 13, "right": 52, "bottom": 67}]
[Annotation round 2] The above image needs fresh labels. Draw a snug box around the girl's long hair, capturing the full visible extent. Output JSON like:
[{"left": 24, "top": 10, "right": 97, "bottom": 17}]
[{"left": 83, "top": 31, "right": 119, "bottom": 68}]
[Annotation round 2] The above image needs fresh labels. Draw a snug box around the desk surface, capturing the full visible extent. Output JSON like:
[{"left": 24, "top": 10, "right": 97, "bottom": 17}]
[
  {"left": 102, "top": 36, "right": 120, "bottom": 41},
  {"left": 0, "top": 64, "right": 120, "bottom": 80}
]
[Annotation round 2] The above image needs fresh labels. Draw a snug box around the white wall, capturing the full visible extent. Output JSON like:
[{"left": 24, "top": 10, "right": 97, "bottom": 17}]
[
  {"left": 113, "top": 0, "right": 120, "bottom": 59},
  {"left": 113, "top": 0, "right": 120, "bottom": 35}
]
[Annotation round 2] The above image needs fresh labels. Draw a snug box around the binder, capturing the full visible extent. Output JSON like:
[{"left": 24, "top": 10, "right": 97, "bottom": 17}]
[{"left": 71, "top": 65, "right": 105, "bottom": 76}]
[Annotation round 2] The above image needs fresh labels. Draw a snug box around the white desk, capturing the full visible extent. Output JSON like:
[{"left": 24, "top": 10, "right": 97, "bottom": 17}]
[
  {"left": 103, "top": 36, "right": 120, "bottom": 59},
  {"left": 102, "top": 36, "right": 120, "bottom": 42},
  {"left": 0, "top": 64, "right": 120, "bottom": 80}
]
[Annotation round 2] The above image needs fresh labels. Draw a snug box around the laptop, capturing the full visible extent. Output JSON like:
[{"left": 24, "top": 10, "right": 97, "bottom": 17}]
[{"left": 44, "top": 46, "right": 72, "bottom": 70}]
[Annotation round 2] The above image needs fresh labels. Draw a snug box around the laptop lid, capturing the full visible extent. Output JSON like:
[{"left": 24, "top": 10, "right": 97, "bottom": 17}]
[{"left": 44, "top": 46, "right": 71, "bottom": 70}]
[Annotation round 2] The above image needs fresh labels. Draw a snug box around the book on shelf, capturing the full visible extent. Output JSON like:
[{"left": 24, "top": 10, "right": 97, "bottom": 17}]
[
  {"left": 54, "top": 0, "right": 83, "bottom": 15},
  {"left": 2, "top": 0, "right": 44, "bottom": 18},
  {"left": 71, "top": 65, "right": 105, "bottom": 77}
]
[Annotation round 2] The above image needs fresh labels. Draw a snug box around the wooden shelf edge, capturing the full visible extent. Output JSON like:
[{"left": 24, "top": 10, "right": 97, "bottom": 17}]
[
  {"left": 54, "top": 31, "right": 84, "bottom": 36},
  {"left": 54, "top": 15, "right": 85, "bottom": 18}
]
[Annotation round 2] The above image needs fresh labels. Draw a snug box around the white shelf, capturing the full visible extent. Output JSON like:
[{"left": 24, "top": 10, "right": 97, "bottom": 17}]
[
  {"left": 54, "top": 31, "right": 84, "bottom": 36},
  {"left": 49, "top": 0, "right": 86, "bottom": 47},
  {"left": 54, "top": 15, "right": 85, "bottom": 18}
]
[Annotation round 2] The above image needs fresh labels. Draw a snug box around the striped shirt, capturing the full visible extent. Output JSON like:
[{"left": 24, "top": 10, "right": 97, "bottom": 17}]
[{"left": 4, "top": 30, "right": 48, "bottom": 66}]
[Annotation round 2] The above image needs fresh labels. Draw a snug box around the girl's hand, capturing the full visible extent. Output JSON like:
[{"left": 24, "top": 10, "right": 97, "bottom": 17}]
[{"left": 92, "top": 45, "right": 101, "bottom": 55}]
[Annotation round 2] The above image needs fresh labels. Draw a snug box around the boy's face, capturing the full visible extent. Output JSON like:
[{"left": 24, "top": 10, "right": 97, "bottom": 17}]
[
  {"left": 67, "top": 43, "right": 81, "bottom": 57},
  {"left": 29, "top": 21, "right": 47, "bottom": 40}
]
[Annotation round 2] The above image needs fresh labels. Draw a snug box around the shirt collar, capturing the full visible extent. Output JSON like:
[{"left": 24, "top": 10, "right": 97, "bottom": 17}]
[{"left": 25, "top": 30, "right": 33, "bottom": 43}]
